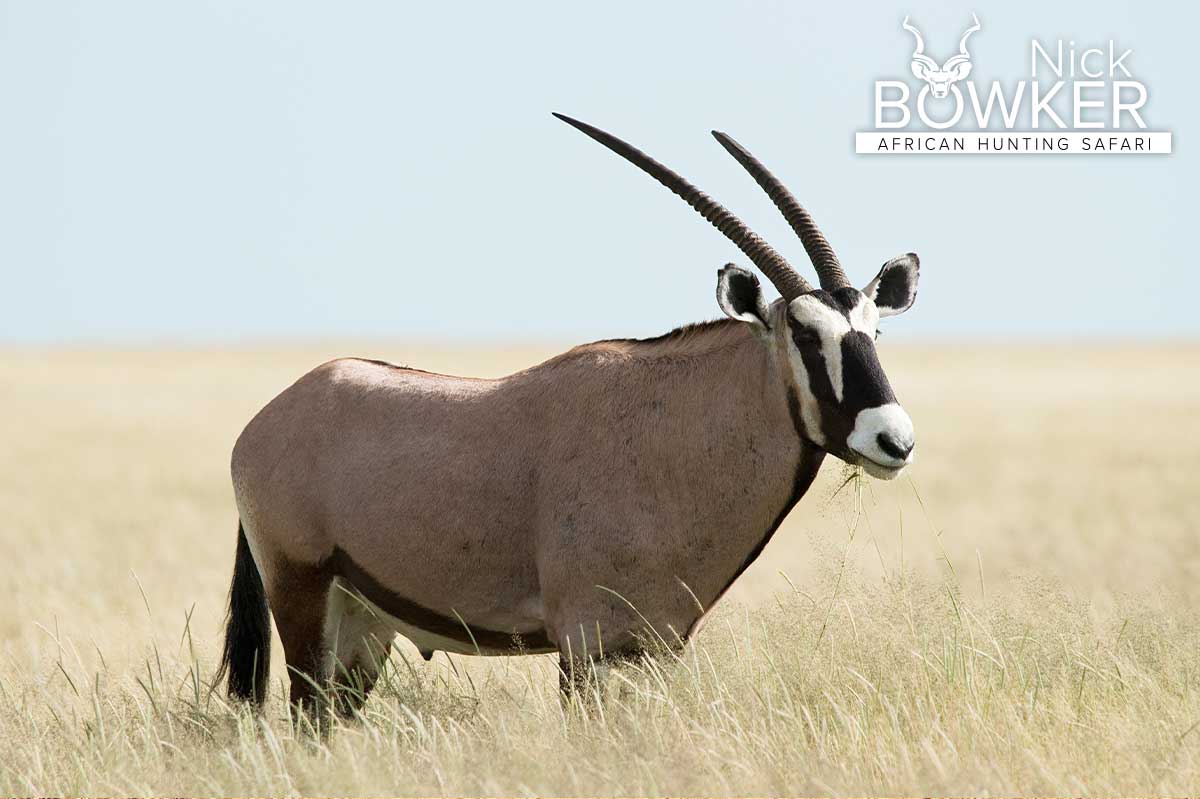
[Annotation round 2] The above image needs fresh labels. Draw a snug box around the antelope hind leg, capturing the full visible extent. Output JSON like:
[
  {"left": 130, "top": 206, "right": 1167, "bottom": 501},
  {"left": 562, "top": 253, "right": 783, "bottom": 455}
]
[{"left": 269, "top": 564, "right": 335, "bottom": 735}]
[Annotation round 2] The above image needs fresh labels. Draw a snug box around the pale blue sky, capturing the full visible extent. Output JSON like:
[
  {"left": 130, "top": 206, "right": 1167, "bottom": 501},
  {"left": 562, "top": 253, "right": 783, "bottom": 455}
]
[{"left": 0, "top": 0, "right": 1194, "bottom": 343}]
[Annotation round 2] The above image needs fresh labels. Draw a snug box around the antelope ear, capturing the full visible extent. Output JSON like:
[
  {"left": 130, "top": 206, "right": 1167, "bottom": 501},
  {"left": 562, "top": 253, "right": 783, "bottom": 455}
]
[
  {"left": 716, "top": 264, "right": 770, "bottom": 329},
  {"left": 864, "top": 253, "right": 919, "bottom": 317}
]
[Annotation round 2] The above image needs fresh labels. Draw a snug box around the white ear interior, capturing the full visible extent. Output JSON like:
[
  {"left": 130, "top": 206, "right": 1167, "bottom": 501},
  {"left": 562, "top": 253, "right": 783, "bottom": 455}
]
[
  {"left": 716, "top": 266, "right": 770, "bottom": 328},
  {"left": 864, "top": 253, "right": 919, "bottom": 318}
]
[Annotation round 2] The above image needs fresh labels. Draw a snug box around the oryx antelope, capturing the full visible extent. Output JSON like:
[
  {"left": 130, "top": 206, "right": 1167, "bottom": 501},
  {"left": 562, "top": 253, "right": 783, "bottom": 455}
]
[{"left": 217, "top": 113, "right": 922, "bottom": 720}]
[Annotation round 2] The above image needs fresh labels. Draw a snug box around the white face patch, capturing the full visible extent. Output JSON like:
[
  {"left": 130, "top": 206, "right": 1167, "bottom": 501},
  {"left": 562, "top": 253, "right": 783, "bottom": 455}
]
[
  {"left": 789, "top": 295, "right": 853, "bottom": 334},
  {"left": 846, "top": 403, "right": 915, "bottom": 479},
  {"left": 789, "top": 295, "right": 850, "bottom": 402},
  {"left": 847, "top": 294, "right": 880, "bottom": 335},
  {"left": 787, "top": 293, "right": 880, "bottom": 403}
]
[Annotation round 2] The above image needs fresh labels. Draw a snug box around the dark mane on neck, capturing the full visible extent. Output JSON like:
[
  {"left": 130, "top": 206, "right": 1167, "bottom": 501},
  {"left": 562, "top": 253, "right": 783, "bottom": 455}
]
[
  {"left": 594, "top": 318, "right": 738, "bottom": 348},
  {"left": 538, "top": 317, "right": 751, "bottom": 368}
]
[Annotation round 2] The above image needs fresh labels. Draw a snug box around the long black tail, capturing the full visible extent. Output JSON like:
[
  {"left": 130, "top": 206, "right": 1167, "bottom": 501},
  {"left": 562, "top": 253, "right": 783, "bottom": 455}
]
[{"left": 216, "top": 522, "right": 272, "bottom": 706}]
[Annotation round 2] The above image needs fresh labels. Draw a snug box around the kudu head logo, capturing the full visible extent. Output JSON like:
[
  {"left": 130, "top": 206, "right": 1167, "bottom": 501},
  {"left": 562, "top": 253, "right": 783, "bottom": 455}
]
[{"left": 903, "top": 13, "right": 981, "bottom": 98}]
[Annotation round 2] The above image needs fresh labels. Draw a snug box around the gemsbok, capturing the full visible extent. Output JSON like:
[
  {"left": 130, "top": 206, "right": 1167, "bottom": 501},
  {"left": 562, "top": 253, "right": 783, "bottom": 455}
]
[{"left": 217, "top": 113, "right": 922, "bottom": 722}]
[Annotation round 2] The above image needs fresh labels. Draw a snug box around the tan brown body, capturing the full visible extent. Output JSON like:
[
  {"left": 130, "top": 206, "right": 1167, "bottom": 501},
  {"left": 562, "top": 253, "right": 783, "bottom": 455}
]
[{"left": 232, "top": 312, "right": 822, "bottom": 710}]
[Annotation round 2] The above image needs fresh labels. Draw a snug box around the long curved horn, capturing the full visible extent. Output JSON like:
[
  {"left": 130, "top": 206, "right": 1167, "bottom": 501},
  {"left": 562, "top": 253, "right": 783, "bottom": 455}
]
[
  {"left": 553, "top": 113, "right": 812, "bottom": 300},
  {"left": 710, "top": 131, "right": 851, "bottom": 291}
]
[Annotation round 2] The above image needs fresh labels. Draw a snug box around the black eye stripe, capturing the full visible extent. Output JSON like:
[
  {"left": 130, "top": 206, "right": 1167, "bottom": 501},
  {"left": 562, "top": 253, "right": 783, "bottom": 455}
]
[
  {"left": 795, "top": 340, "right": 838, "bottom": 403},
  {"left": 790, "top": 326, "right": 820, "bottom": 346},
  {"left": 787, "top": 317, "right": 830, "bottom": 348}
]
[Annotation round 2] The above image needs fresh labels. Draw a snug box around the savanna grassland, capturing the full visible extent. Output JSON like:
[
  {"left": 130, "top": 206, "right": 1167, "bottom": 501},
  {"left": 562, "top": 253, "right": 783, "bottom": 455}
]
[{"left": 0, "top": 341, "right": 1198, "bottom": 795}]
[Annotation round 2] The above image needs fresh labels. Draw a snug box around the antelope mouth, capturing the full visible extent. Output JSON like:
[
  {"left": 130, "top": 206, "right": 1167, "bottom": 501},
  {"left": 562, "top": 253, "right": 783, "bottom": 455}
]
[{"left": 850, "top": 450, "right": 910, "bottom": 481}]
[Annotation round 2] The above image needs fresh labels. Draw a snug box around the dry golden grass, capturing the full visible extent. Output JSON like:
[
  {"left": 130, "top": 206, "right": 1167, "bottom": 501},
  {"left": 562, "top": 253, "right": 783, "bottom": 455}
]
[{"left": 0, "top": 341, "right": 1198, "bottom": 795}]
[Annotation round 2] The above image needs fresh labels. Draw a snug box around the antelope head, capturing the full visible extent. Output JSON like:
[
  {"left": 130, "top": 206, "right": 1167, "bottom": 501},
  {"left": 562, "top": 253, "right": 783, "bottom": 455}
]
[
  {"left": 904, "top": 13, "right": 981, "bottom": 98},
  {"left": 555, "top": 114, "right": 921, "bottom": 479}
]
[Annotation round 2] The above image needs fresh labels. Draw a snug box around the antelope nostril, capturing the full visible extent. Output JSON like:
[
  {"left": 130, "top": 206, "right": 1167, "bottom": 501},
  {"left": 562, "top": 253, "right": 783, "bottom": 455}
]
[{"left": 876, "top": 432, "right": 913, "bottom": 461}]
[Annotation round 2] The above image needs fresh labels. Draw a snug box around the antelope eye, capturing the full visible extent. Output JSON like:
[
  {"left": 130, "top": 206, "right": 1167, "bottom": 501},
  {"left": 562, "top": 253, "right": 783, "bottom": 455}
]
[
  {"left": 874, "top": 328, "right": 883, "bottom": 341},
  {"left": 791, "top": 328, "right": 820, "bottom": 346}
]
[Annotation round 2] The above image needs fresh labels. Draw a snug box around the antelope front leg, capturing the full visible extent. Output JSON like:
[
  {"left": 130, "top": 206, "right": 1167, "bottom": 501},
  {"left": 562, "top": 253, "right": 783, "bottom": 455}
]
[{"left": 558, "top": 651, "right": 612, "bottom": 701}]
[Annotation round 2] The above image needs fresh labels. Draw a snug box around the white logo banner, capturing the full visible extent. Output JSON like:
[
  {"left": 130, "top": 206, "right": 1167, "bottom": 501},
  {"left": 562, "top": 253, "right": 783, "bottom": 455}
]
[
  {"left": 857, "top": 14, "right": 1172, "bottom": 156},
  {"left": 856, "top": 132, "right": 1172, "bottom": 154}
]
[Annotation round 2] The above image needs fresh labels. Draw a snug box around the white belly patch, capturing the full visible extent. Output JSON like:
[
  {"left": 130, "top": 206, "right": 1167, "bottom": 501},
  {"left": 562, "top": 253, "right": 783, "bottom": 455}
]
[{"left": 332, "top": 582, "right": 554, "bottom": 657}]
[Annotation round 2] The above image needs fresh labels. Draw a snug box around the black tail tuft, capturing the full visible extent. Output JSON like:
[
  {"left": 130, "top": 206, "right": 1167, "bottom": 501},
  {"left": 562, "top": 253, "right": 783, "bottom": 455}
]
[{"left": 216, "top": 522, "right": 272, "bottom": 706}]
